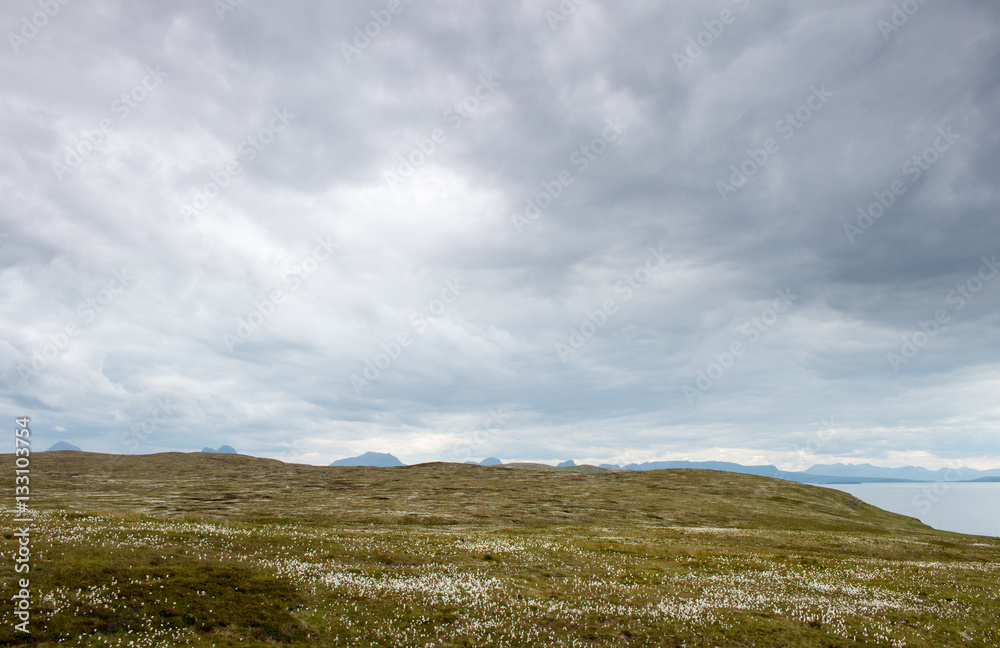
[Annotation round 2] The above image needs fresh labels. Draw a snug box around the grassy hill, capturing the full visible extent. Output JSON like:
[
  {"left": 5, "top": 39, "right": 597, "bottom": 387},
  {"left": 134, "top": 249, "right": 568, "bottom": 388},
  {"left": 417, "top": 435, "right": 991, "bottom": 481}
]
[{"left": 2, "top": 451, "right": 998, "bottom": 647}]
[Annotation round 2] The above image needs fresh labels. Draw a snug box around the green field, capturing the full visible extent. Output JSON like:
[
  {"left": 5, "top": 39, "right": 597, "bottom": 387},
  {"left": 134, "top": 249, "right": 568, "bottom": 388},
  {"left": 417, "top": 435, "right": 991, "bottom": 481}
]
[{"left": 2, "top": 452, "right": 998, "bottom": 647}]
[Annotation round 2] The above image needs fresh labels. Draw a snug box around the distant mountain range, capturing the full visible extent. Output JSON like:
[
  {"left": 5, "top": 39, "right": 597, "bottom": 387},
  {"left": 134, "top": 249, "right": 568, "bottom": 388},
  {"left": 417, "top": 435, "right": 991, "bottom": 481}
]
[
  {"left": 201, "top": 445, "right": 236, "bottom": 454},
  {"left": 30, "top": 442, "right": 1000, "bottom": 483},
  {"left": 599, "top": 460, "right": 1000, "bottom": 484},
  {"left": 464, "top": 457, "right": 503, "bottom": 466},
  {"left": 802, "top": 462, "right": 1000, "bottom": 481},
  {"left": 330, "top": 451, "right": 403, "bottom": 467},
  {"left": 327, "top": 452, "right": 998, "bottom": 482}
]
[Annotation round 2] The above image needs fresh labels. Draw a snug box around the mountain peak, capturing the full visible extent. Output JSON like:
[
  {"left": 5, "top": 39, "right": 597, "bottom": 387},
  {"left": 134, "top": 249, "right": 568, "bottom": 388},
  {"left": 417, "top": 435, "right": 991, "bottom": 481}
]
[
  {"left": 330, "top": 452, "right": 404, "bottom": 467},
  {"left": 201, "top": 445, "right": 237, "bottom": 454},
  {"left": 46, "top": 441, "right": 81, "bottom": 452}
]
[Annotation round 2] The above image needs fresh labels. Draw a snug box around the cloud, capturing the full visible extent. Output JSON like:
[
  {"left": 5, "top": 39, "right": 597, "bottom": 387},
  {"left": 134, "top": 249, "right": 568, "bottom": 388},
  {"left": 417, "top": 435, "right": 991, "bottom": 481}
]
[{"left": 2, "top": 0, "right": 999, "bottom": 469}]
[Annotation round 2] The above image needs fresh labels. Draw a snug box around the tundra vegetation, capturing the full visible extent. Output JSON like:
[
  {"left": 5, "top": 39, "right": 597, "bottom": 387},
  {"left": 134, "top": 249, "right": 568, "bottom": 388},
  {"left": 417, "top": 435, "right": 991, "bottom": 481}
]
[{"left": 1, "top": 452, "right": 997, "bottom": 647}]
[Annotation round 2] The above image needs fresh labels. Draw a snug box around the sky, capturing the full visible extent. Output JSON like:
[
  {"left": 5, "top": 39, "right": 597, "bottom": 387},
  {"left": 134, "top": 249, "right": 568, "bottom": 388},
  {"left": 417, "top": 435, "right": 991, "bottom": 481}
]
[{"left": 2, "top": 0, "right": 998, "bottom": 470}]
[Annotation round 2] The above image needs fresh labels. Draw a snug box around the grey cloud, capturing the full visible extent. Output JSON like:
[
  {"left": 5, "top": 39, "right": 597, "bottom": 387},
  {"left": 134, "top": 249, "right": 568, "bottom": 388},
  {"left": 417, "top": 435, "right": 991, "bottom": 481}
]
[{"left": 2, "top": 0, "right": 998, "bottom": 470}]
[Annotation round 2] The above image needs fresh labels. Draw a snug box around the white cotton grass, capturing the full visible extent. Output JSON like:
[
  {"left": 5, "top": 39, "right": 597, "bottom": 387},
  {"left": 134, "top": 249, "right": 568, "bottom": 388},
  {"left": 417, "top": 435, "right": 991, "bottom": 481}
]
[{"left": 5, "top": 508, "right": 998, "bottom": 646}]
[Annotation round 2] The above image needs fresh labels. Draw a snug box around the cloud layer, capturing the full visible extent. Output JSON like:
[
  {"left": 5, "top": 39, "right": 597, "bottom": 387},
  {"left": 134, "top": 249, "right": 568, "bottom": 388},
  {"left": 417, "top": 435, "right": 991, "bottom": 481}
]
[{"left": 2, "top": 0, "right": 999, "bottom": 469}]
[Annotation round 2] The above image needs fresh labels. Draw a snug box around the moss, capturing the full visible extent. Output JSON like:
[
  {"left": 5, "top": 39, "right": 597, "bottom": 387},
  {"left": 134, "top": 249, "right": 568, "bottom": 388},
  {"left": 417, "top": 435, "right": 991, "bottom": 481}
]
[{"left": 0, "top": 452, "right": 995, "bottom": 647}]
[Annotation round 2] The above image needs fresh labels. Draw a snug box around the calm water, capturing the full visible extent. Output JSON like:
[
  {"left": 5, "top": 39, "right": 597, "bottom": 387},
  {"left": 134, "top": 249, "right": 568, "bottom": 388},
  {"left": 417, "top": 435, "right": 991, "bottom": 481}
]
[{"left": 824, "top": 482, "right": 1000, "bottom": 537}]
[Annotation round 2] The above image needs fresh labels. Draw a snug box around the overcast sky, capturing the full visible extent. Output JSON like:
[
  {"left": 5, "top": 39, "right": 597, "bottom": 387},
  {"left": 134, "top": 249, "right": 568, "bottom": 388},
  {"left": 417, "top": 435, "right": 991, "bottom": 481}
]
[{"left": 2, "top": 0, "right": 998, "bottom": 469}]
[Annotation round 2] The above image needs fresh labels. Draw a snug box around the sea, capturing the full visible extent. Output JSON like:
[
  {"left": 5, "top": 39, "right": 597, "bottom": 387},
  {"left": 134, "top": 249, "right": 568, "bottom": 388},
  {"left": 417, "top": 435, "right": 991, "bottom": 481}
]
[{"left": 824, "top": 482, "right": 1000, "bottom": 538}]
